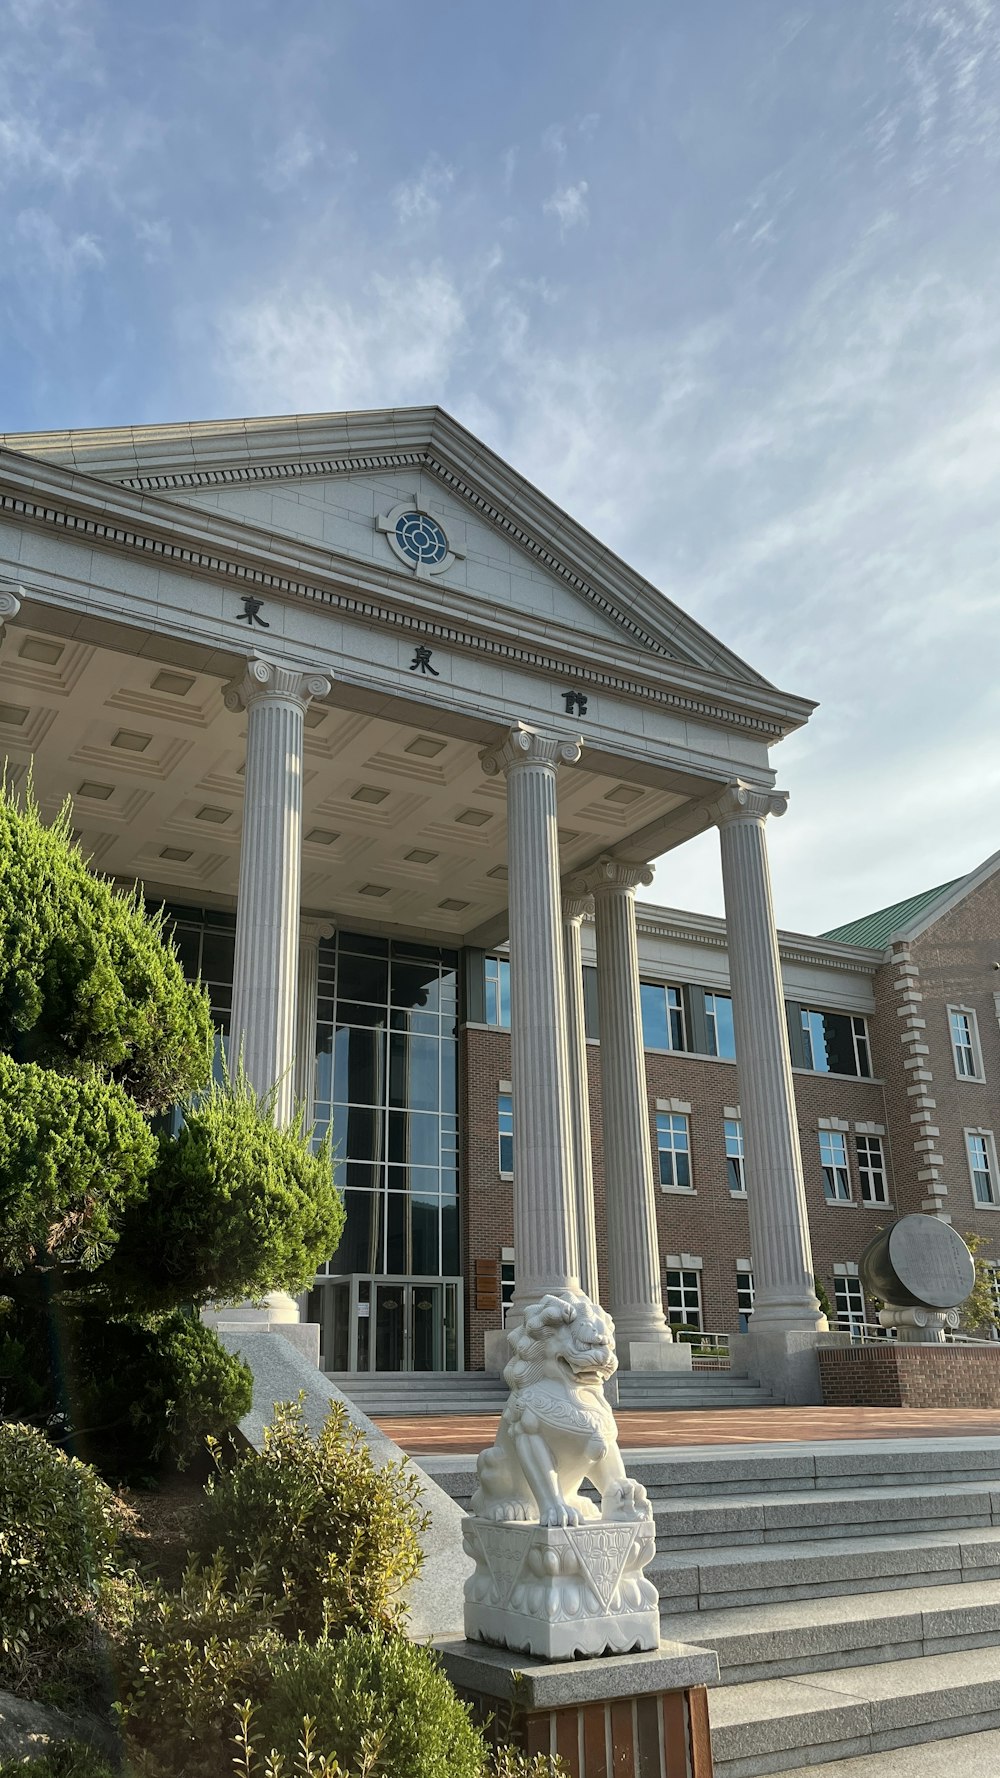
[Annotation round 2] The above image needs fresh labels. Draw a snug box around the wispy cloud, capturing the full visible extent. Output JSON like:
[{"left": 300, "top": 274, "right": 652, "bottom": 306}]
[
  {"left": 543, "top": 180, "right": 589, "bottom": 235},
  {"left": 392, "top": 154, "right": 455, "bottom": 225}
]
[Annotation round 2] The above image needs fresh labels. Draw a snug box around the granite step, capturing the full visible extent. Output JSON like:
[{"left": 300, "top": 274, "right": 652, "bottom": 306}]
[
  {"left": 757, "top": 1725, "right": 1000, "bottom": 1778},
  {"left": 708, "top": 1645, "right": 1000, "bottom": 1777},
  {"left": 652, "top": 1480, "right": 1000, "bottom": 1550},
  {"left": 664, "top": 1577, "right": 1000, "bottom": 1681},
  {"left": 652, "top": 1523, "right": 1000, "bottom": 1611}
]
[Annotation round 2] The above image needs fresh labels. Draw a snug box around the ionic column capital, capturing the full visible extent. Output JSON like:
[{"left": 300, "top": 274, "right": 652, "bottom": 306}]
[
  {"left": 707, "top": 781, "right": 788, "bottom": 828},
  {"left": 224, "top": 654, "right": 332, "bottom": 714},
  {"left": 299, "top": 916, "right": 335, "bottom": 947},
  {"left": 561, "top": 890, "right": 593, "bottom": 924},
  {"left": 575, "top": 855, "right": 654, "bottom": 898},
  {"left": 0, "top": 582, "right": 23, "bottom": 645},
  {"left": 480, "top": 722, "right": 582, "bottom": 779}
]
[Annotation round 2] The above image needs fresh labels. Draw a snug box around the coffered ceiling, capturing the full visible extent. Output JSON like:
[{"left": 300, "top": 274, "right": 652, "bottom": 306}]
[{"left": 0, "top": 624, "right": 690, "bottom": 942}]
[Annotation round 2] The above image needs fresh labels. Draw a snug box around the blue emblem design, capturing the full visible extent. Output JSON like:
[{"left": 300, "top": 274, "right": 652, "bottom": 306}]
[{"left": 394, "top": 510, "right": 449, "bottom": 567}]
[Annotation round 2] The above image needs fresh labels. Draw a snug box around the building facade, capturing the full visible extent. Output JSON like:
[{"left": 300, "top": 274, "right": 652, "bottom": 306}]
[{"left": 1, "top": 409, "right": 993, "bottom": 1376}]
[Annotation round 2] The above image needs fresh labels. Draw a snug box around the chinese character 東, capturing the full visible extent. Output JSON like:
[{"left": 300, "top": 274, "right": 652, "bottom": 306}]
[
  {"left": 409, "top": 645, "right": 439, "bottom": 676},
  {"left": 562, "top": 689, "right": 588, "bottom": 717},
  {"left": 236, "top": 596, "right": 270, "bottom": 629}
]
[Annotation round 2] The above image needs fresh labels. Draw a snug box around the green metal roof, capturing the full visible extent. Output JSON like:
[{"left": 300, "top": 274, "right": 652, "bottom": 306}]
[{"left": 820, "top": 878, "right": 965, "bottom": 949}]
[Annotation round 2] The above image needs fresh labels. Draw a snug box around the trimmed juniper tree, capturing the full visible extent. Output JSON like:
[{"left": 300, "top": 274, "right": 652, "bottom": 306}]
[{"left": 0, "top": 786, "right": 343, "bottom": 1474}]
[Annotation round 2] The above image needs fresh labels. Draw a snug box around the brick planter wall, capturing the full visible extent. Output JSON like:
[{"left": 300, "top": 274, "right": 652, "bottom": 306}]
[{"left": 819, "top": 1343, "right": 1000, "bottom": 1407}]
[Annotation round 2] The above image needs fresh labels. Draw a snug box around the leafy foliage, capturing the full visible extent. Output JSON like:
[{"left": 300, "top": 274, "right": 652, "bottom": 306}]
[
  {"left": 0, "top": 1054, "right": 155, "bottom": 1273},
  {"left": 113, "top": 1079, "right": 343, "bottom": 1309},
  {"left": 0, "top": 789, "right": 213, "bottom": 1113},
  {"left": 198, "top": 1398, "right": 427, "bottom": 1638},
  {"left": 0, "top": 1423, "right": 126, "bottom": 1695},
  {"left": 0, "top": 786, "right": 342, "bottom": 1475},
  {"left": 959, "top": 1229, "right": 1000, "bottom": 1334},
  {"left": 251, "top": 1632, "right": 485, "bottom": 1778},
  {"left": 813, "top": 1275, "right": 834, "bottom": 1321},
  {"left": 116, "top": 1555, "right": 286, "bottom": 1778},
  {"left": 0, "top": 1744, "right": 119, "bottom": 1778},
  {"left": 69, "top": 1311, "right": 254, "bottom": 1478}
]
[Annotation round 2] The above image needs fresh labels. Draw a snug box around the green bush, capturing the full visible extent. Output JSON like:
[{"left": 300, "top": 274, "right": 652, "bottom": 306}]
[
  {"left": 252, "top": 1632, "right": 485, "bottom": 1778},
  {"left": 0, "top": 1054, "right": 156, "bottom": 1273},
  {"left": 0, "top": 1745, "right": 119, "bottom": 1778},
  {"left": 198, "top": 1397, "right": 426, "bottom": 1637},
  {"left": 113, "top": 1079, "right": 343, "bottom": 1310},
  {"left": 116, "top": 1555, "right": 285, "bottom": 1778},
  {"left": 0, "top": 790, "right": 213, "bottom": 1113},
  {"left": 69, "top": 1311, "right": 253, "bottom": 1477},
  {"left": 0, "top": 1423, "right": 124, "bottom": 1694}
]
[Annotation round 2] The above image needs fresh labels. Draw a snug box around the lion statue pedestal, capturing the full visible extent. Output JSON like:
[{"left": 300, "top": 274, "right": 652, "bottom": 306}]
[{"left": 463, "top": 1289, "right": 660, "bottom": 1659}]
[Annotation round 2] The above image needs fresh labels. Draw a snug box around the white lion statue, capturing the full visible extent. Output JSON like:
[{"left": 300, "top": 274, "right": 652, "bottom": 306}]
[{"left": 470, "top": 1289, "right": 650, "bottom": 1528}]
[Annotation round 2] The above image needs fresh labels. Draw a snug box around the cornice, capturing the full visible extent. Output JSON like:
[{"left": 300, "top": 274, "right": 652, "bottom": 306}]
[
  {"left": 627, "top": 901, "right": 882, "bottom": 976},
  {"left": 0, "top": 456, "right": 806, "bottom": 744}
]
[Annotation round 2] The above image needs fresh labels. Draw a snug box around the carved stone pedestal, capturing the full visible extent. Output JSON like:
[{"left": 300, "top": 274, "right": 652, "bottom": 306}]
[
  {"left": 436, "top": 1637, "right": 719, "bottom": 1778},
  {"left": 879, "top": 1305, "right": 961, "bottom": 1344},
  {"left": 464, "top": 1519, "right": 659, "bottom": 1660}
]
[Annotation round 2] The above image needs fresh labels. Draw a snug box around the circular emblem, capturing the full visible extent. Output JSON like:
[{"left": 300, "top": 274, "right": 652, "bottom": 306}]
[
  {"left": 394, "top": 510, "right": 449, "bottom": 568},
  {"left": 377, "top": 497, "right": 465, "bottom": 577}
]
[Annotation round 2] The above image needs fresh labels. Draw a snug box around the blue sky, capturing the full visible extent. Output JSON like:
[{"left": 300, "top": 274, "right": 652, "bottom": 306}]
[{"left": 4, "top": 0, "right": 1000, "bottom": 934}]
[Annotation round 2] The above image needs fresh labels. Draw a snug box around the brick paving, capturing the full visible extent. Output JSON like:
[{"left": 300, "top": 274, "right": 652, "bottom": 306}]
[{"left": 374, "top": 1405, "right": 1000, "bottom": 1455}]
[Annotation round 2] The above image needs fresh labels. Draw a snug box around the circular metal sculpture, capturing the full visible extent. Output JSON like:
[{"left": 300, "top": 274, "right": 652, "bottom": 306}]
[{"left": 860, "top": 1214, "right": 975, "bottom": 1311}]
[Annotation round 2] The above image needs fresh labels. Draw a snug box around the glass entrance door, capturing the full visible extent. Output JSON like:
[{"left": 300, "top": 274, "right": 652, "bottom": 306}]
[
  {"left": 373, "top": 1280, "right": 443, "bottom": 1371},
  {"left": 310, "top": 1274, "right": 463, "bottom": 1372}
]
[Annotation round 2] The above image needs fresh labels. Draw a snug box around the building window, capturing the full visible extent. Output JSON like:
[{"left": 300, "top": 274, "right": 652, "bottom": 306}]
[
  {"left": 666, "top": 1267, "right": 702, "bottom": 1331},
  {"left": 800, "top": 1009, "right": 871, "bottom": 1078},
  {"left": 500, "top": 1250, "right": 516, "bottom": 1323},
  {"left": 656, "top": 1112, "right": 692, "bottom": 1191},
  {"left": 724, "top": 1118, "right": 746, "bottom": 1194},
  {"left": 485, "top": 956, "right": 510, "bottom": 1028},
  {"left": 705, "top": 992, "right": 736, "bottom": 1059},
  {"left": 498, "top": 1092, "right": 514, "bottom": 1176},
  {"left": 641, "top": 982, "right": 685, "bottom": 1051},
  {"left": 950, "top": 1007, "right": 983, "bottom": 1081},
  {"left": 966, "top": 1129, "right": 998, "bottom": 1207},
  {"left": 819, "top": 1129, "right": 852, "bottom": 1202},
  {"left": 736, "top": 1269, "right": 754, "bottom": 1332},
  {"left": 987, "top": 1264, "right": 1000, "bottom": 1334},
  {"left": 856, "top": 1134, "right": 889, "bottom": 1205},
  {"left": 834, "top": 1274, "right": 866, "bottom": 1336}
]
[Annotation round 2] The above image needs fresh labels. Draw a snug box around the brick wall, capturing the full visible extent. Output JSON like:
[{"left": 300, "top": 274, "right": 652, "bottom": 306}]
[
  {"left": 819, "top": 1342, "right": 1000, "bottom": 1407},
  {"left": 462, "top": 1022, "right": 892, "bottom": 1361}
]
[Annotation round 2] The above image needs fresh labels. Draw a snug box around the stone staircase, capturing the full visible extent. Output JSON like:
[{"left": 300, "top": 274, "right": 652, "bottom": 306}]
[
  {"left": 326, "top": 1368, "right": 782, "bottom": 1416},
  {"left": 426, "top": 1437, "right": 1000, "bottom": 1777}
]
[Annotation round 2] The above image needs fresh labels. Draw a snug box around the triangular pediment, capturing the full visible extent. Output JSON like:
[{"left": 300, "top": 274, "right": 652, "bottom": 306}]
[{"left": 0, "top": 406, "right": 773, "bottom": 686}]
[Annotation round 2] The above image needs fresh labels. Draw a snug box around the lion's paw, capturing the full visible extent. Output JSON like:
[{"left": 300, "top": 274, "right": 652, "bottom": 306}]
[
  {"left": 601, "top": 1480, "right": 650, "bottom": 1522},
  {"left": 540, "top": 1503, "right": 584, "bottom": 1528}
]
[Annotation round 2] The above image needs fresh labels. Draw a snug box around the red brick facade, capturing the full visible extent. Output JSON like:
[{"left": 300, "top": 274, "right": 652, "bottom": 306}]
[
  {"left": 462, "top": 869, "right": 1000, "bottom": 1368},
  {"left": 819, "top": 1343, "right": 1000, "bottom": 1407}
]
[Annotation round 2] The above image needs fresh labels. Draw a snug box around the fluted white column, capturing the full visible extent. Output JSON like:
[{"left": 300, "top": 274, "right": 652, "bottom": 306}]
[
  {"left": 562, "top": 893, "right": 600, "bottom": 1303},
  {"left": 581, "top": 858, "right": 672, "bottom": 1356},
  {"left": 710, "top": 784, "right": 824, "bottom": 1330},
  {"left": 293, "top": 918, "right": 333, "bottom": 1130},
  {"left": 481, "top": 724, "right": 582, "bottom": 1304},
  {"left": 225, "top": 656, "right": 331, "bottom": 1129}
]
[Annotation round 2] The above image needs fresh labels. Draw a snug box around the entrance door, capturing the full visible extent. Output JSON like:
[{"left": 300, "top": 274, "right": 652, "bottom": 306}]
[{"left": 373, "top": 1280, "right": 444, "bottom": 1371}]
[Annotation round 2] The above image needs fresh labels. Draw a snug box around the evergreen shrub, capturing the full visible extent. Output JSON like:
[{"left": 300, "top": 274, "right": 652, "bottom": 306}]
[
  {"left": 198, "top": 1398, "right": 426, "bottom": 1637},
  {"left": 113, "top": 1080, "right": 343, "bottom": 1309},
  {"left": 251, "top": 1632, "right": 485, "bottom": 1778},
  {"left": 0, "top": 1423, "right": 125, "bottom": 1693}
]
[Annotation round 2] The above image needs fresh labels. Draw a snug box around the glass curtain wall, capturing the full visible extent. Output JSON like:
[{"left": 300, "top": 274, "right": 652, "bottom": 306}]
[{"left": 313, "top": 932, "right": 460, "bottom": 1278}]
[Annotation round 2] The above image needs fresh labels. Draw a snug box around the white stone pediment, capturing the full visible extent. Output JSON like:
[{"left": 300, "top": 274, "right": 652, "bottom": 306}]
[
  {"left": 0, "top": 408, "right": 776, "bottom": 686},
  {"left": 176, "top": 469, "right": 636, "bottom": 649}
]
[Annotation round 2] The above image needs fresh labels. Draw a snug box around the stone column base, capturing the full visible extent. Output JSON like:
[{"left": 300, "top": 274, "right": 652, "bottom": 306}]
[
  {"left": 730, "top": 1326, "right": 826, "bottom": 1404},
  {"left": 201, "top": 1305, "right": 321, "bottom": 1369},
  {"left": 483, "top": 1329, "right": 510, "bottom": 1376},
  {"left": 435, "top": 1637, "right": 718, "bottom": 1777},
  {"left": 628, "top": 1340, "right": 692, "bottom": 1372},
  {"left": 464, "top": 1518, "right": 659, "bottom": 1660}
]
